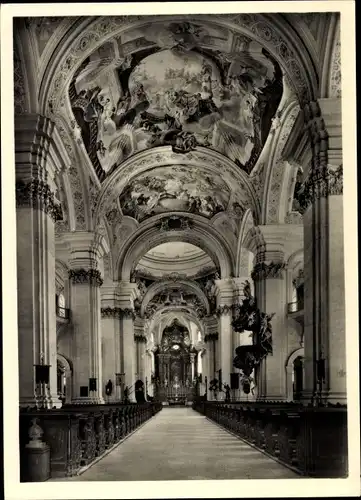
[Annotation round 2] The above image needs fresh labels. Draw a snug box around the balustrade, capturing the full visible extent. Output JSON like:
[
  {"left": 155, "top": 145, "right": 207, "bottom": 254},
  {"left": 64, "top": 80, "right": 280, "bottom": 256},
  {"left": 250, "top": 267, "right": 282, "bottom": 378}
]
[
  {"left": 20, "top": 402, "right": 162, "bottom": 481},
  {"left": 192, "top": 401, "right": 347, "bottom": 478}
]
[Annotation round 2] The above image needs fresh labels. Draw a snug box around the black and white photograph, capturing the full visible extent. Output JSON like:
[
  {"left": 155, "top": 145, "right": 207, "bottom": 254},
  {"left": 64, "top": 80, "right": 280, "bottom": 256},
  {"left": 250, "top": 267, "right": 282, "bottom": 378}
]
[{"left": 1, "top": 1, "right": 359, "bottom": 499}]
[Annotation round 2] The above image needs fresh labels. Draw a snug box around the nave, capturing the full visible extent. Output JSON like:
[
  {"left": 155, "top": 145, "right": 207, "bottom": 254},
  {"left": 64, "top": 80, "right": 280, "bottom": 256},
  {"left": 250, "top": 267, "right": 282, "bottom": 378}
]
[{"left": 54, "top": 408, "right": 298, "bottom": 482}]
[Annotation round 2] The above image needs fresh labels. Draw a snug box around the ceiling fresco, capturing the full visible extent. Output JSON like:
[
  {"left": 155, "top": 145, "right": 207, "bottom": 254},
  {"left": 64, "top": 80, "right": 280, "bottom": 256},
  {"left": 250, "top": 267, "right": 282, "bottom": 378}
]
[
  {"left": 69, "top": 21, "right": 283, "bottom": 181},
  {"left": 118, "top": 164, "right": 233, "bottom": 222}
]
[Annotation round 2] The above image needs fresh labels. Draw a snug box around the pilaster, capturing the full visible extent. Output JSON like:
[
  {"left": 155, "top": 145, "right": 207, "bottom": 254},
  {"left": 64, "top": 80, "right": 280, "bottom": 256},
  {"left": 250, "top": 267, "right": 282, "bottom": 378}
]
[
  {"left": 100, "top": 282, "right": 122, "bottom": 402},
  {"left": 251, "top": 225, "right": 303, "bottom": 401},
  {"left": 215, "top": 279, "right": 234, "bottom": 396},
  {"left": 62, "top": 231, "right": 108, "bottom": 404},
  {"left": 301, "top": 98, "right": 345, "bottom": 404},
  {"left": 15, "top": 114, "right": 67, "bottom": 409},
  {"left": 118, "top": 281, "right": 140, "bottom": 402}
]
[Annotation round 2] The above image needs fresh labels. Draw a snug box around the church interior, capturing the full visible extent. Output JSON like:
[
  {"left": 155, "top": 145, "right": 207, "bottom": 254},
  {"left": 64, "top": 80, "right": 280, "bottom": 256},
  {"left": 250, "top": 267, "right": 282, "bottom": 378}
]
[{"left": 13, "top": 12, "right": 348, "bottom": 482}]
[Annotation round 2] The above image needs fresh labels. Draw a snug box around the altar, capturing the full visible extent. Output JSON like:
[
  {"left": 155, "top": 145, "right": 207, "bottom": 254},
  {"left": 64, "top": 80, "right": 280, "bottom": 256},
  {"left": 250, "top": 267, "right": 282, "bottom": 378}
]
[{"left": 154, "top": 319, "right": 198, "bottom": 404}]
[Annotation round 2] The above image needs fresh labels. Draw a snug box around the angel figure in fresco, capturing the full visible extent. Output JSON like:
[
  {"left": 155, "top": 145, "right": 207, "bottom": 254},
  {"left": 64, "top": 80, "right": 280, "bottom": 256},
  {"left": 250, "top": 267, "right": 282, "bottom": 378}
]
[
  {"left": 74, "top": 53, "right": 133, "bottom": 95},
  {"left": 141, "top": 22, "right": 208, "bottom": 53}
]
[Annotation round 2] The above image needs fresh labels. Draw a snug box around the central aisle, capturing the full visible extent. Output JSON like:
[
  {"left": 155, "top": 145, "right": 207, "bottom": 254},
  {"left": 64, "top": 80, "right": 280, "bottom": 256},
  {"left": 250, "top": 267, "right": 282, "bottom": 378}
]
[{"left": 67, "top": 408, "right": 299, "bottom": 481}]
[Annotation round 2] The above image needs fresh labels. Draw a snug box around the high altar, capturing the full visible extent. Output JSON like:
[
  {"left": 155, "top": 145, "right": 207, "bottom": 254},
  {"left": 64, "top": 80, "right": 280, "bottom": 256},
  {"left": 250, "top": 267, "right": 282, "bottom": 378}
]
[{"left": 154, "top": 319, "right": 198, "bottom": 404}]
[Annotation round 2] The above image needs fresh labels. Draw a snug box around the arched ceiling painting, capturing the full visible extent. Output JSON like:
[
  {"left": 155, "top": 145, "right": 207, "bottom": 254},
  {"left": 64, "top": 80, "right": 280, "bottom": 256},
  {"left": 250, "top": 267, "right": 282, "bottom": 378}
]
[
  {"left": 118, "top": 164, "right": 235, "bottom": 222},
  {"left": 69, "top": 20, "right": 283, "bottom": 181}
]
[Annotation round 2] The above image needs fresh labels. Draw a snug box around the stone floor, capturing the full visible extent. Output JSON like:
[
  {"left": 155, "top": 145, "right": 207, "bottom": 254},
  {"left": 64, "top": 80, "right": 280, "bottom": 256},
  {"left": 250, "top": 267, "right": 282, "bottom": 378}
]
[{"left": 58, "top": 407, "right": 299, "bottom": 481}]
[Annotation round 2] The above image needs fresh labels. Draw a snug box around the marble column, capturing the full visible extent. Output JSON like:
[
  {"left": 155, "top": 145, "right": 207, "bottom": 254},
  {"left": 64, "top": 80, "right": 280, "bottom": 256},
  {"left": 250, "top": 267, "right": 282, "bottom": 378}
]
[
  {"left": 215, "top": 279, "right": 234, "bottom": 398},
  {"left": 15, "top": 114, "right": 66, "bottom": 408},
  {"left": 301, "top": 99, "right": 345, "bottom": 403},
  {"left": 100, "top": 282, "right": 122, "bottom": 402},
  {"left": 64, "top": 232, "right": 108, "bottom": 404}
]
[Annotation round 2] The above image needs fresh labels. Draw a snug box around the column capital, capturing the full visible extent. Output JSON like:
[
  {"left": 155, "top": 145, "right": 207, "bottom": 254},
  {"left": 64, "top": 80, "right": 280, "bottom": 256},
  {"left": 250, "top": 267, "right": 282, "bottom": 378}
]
[
  {"left": 100, "top": 307, "right": 123, "bottom": 319},
  {"left": 134, "top": 334, "right": 147, "bottom": 344},
  {"left": 69, "top": 268, "right": 103, "bottom": 287},
  {"left": 251, "top": 261, "right": 286, "bottom": 282},
  {"left": 298, "top": 164, "right": 343, "bottom": 213}
]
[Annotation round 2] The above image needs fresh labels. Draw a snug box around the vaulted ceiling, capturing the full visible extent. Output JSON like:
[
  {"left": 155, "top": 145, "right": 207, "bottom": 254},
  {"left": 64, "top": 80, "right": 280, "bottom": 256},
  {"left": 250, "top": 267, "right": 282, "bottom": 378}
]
[{"left": 14, "top": 13, "right": 341, "bottom": 283}]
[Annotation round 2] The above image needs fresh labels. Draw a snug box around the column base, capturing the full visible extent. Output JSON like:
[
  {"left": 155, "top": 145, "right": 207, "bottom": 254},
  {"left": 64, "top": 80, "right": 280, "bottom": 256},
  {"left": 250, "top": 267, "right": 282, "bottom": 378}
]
[{"left": 49, "top": 392, "right": 63, "bottom": 409}]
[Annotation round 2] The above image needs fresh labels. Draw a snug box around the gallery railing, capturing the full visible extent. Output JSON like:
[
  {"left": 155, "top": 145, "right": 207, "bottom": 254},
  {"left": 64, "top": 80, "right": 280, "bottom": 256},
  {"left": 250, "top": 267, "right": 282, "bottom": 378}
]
[
  {"left": 192, "top": 400, "right": 347, "bottom": 478},
  {"left": 19, "top": 402, "right": 162, "bottom": 481},
  {"left": 56, "top": 305, "right": 70, "bottom": 320}
]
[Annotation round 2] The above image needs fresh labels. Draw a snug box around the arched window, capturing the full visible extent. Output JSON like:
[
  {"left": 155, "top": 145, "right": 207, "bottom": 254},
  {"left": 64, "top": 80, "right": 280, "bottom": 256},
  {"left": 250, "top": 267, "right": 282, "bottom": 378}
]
[{"left": 56, "top": 292, "right": 66, "bottom": 318}]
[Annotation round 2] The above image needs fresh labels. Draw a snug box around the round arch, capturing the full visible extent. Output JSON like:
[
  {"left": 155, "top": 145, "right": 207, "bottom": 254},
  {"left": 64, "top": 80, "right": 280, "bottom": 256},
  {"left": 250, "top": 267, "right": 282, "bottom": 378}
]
[
  {"left": 37, "top": 14, "right": 319, "bottom": 116},
  {"left": 117, "top": 215, "right": 234, "bottom": 280},
  {"left": 95, "top": 146, "right": 261, "bottom": 228},
  {"left": 285, "top": 347, "right": 304, "bottom": 401},
  {"left": 147, "top": 308, "right": 205, "bottom": 345},
  {"left": 141, "top": 280, "right": 210, "bottom": 317}
]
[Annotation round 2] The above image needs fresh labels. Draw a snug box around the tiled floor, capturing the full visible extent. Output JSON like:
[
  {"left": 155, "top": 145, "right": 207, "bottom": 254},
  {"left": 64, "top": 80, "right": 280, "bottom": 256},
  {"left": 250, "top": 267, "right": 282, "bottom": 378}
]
[{"left": 57, "top": 407, "right": 299, "bottom": 481}]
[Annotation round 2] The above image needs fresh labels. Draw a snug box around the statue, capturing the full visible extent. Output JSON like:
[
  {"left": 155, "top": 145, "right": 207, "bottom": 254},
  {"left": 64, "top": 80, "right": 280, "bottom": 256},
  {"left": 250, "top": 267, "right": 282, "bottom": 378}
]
[
  {"left": 123, "top": 386, "right": 130, "bottom": 404},
  {"left": 224, "top": 384, "right": 231, "bottom": 403}
]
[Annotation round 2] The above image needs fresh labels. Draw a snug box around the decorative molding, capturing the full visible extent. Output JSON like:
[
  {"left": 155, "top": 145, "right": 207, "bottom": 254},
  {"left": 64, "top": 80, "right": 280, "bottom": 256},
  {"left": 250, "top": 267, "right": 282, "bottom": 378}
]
[
  {"left": 298, "top": 164, "right": 343, "bottom": 212},
  {"left": 303, "top": 100, "right": 329, "bottom": 171},
  {"left": 13, "top": 44, "right": 27, "bottom": 114},
  {"left": 329, "top": 32, "right": 341, "bottom": 98},
  {"left": 156, "top": 215, "right": 193, "bottom": 232},
  {"left": 120, "top": 308, "right": 136, "bottom": 320},
  {"left": 134, "top": 334, "right": 147, "bottom": 344},
  {"left": 56, "top": 122, "right": 86, "bottom": 229},
  {"left": 204, "top": 333, "right": 218, "bottom": 342},
  {"left": 216, "top": 304, "right": 233, "bottom": 316},
  {"left": 69, "top": 268, "right": 103, "bottom": 287},
  {"left": 251, "top": 261, "right": 286, "bottom": 281},
  {"left": 16, "top": 179, "right": 63, "bottom": 222},
  {"left": 101, "top": 307, "right": 122, "bottom": 319}
]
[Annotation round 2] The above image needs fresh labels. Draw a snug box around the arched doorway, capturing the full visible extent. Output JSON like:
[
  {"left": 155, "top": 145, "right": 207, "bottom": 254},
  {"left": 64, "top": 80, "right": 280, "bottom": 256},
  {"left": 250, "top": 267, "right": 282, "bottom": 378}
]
[{"left": 285, "top": 348, "right": 304, "bottom": 401}]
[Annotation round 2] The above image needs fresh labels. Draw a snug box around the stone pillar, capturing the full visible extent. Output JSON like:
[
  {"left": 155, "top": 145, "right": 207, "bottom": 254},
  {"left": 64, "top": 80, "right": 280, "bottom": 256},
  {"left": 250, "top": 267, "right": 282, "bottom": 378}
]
[
  {"left": 301, "top": 99, "right": 345, "bottom": 403},
  {"left": 64, "top": 232, "right": 108, "bottom": 404},
  {"left": 15, "top": 114, "right": 67, "bottom": 408},
  {"left": 232, "top": 277, "right": 252, "bottom": 400},
  {"left": 134, "top": 333, "right": 147, "bottom": 382},
  {"left": 100, "top": 282, "right": 122, "bottom": 402},
  {"left": 215, "top": 279, "right": 234, "bottom": 397},
  {"left": 118, "top": 281, "right": 140, "bottom": 402},
  {"left": 190, "top": 353, "right": 196, "bottom": 382},
  {"left": 249, "top": 225, "right": 303, "bottom": 401}
]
